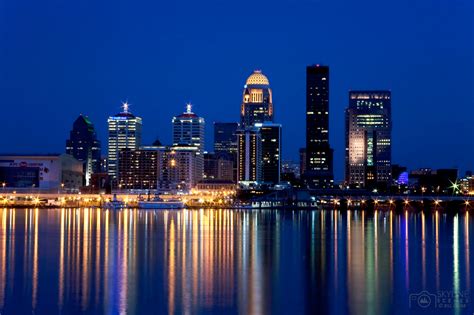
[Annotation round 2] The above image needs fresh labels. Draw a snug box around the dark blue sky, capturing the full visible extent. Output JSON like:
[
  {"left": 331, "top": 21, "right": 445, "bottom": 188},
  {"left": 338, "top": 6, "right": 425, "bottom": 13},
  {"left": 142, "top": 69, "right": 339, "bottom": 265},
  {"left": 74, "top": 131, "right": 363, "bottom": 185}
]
[{"left": 1, "top": 0, "right": 473, "bottom": 180}]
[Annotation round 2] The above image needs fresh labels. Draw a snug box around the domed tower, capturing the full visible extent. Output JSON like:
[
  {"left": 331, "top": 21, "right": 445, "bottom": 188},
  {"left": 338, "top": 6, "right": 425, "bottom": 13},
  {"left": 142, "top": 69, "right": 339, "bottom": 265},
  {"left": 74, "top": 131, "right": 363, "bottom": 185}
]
[{"left": 240, "top": 70, "right": 273, "bottom": 127}]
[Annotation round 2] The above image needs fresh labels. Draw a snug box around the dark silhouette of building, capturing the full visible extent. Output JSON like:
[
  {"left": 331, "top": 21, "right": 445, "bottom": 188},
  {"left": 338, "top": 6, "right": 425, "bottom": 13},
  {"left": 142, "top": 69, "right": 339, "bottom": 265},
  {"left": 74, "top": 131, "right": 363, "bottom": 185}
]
[
  {"left": 304, "top": 65, "right": 334, "bottom": 188},
  {"left": 214, "top": 122, "right": 239, "bottom": 157},
  {"left": 204, "top": 152, "right": 234, "bottom": 181},
  {"left": 258, "top": 122, "right": 282, "bottom": 183},
  {"left": 66, "top": 115, "right": 101, "bottom": 185}
]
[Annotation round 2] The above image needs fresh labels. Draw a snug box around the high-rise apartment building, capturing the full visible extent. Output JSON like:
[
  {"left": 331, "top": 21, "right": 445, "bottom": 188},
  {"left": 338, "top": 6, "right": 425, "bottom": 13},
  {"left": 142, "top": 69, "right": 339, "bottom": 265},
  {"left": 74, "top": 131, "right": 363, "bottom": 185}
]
[
  {"left": 107, "top": 103, "right": 142, "bottom": 179},
  {"left": 345, "top": 91, "right": 392, "bottom": 188},
  {"left": 305, "top": 65, "right": 334, "bottom": 188},
  {"left": 65, "top": 115, "right": 101, "bottom": 185}
]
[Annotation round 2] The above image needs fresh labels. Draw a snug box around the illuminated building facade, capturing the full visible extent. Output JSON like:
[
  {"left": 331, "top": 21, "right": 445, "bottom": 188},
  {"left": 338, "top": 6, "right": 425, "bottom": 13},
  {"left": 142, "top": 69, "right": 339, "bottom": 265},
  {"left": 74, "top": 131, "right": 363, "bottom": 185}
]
[
  {"left": 345, "top": 91, "right": 392, "bottom": 188},
  {"left": 118, "top": 148, "right": 159, "bottom": 191},
  {"left": 107, "top": 103, "right": 142, "bottom": 179},
  {"left": 172, "top": 104, "right": 205, "bottom": 183},
  {"left": 240, "top": 70, "right": 273, "bottom": 127},
  {"left": 0, "top": 154, "right": 83, "bottom": 192},
  {"left": 237, "top": 128, "right": 262, "bottom": 183},
  {"left": 257, "top": 122, "right": 282, "bottom": 183},
  {"left": 305, "top": 65, "right": 334, "bottom": 188},
  {"left": 156, "top": 146, "right": 199, "bottom": 192},
  {"left": 65, "top": 115, "right": 101, "bottom": 186}
]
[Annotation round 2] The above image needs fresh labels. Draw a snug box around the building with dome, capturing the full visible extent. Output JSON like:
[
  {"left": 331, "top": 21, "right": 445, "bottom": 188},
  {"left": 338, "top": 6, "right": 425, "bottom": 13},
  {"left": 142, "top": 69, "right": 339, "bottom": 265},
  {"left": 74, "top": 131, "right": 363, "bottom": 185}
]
[
  {"left": 107, "top": 103, "right": 142, "bottom": 179},
  {"left": 238, "top": 70, "right": 282, "bottom": 184},
  {"left": 240, "top": 70, "right": 274, "bottom": 128}
]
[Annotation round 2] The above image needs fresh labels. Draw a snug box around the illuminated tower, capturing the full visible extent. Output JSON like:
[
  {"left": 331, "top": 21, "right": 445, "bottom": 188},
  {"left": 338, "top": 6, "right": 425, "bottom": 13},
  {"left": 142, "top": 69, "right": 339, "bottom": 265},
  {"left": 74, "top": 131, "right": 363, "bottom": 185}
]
[
  {"left": 345, "top": 91, "right": 392, "bottom": 189},
  {"left": 305, "top": 65, "right": 334, "bottom": 188},
  {"left": 66, "top": 114, "right": 101, "bottom": 186},
  {"left": 237, "top": 128, "right": 262, "bottom": 183},
  {"left": 241, "top": 70, "right": 273, "bottom": 127},
  {"left": 172, "top": 103, "right": 205, "bottom": 183},
  {"left": 107, "top": 102, "right": 142, "bottom": 179}
]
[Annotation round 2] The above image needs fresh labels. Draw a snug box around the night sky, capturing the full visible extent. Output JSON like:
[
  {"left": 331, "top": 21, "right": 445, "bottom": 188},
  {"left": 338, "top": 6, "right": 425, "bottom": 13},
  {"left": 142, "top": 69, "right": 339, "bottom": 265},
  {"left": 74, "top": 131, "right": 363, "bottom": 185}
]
[{"left": 1, "top": 0, "right": 473, "bottom": 180}]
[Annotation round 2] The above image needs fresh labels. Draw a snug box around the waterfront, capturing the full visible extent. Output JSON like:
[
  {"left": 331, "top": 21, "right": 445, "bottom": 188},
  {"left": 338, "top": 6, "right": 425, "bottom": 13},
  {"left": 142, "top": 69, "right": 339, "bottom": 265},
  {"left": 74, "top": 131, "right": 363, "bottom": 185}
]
[{"left": 0, "top": 208, "right": 472, "bottom": 314}]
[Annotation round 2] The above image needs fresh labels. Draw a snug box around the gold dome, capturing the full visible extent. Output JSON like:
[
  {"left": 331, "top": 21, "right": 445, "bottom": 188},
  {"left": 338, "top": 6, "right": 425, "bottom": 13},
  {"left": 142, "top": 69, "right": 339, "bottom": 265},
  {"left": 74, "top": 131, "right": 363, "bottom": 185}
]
[{"left": 245, "top": 70, "right": 270, "bottom": 86}]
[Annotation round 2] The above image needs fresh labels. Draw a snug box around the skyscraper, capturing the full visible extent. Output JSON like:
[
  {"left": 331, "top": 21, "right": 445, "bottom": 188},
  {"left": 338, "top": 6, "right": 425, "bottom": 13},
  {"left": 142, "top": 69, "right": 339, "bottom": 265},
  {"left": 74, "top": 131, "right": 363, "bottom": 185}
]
[
  {"left": 214, "top": 122, "right": 239, "bottom": 157},
  {"left": 257, "top": 122, "right": 282, "bottom": 183},
  {"left": 305, "top": 65, "right": 334, "bottom": 188},
  {"left": 65, "top": 115, "right": 101, "bottom": 185},
  {"left": 172, "top": 103, "right": 205, "bottom": 151},
  {"left": 241, "top": 70, "right": 273, "bottom": 127},
  {"left": 237, "top": 128, "right": 262, "bottom": 183},
  {"left": 345, "top": 91, "right": 392, "bottom": 189},
  {"left": 107, "top": 103, "right": 142, "bottom": 179},
  {"left": 172, "top": 103, "right": 205, "bottom": 184}
]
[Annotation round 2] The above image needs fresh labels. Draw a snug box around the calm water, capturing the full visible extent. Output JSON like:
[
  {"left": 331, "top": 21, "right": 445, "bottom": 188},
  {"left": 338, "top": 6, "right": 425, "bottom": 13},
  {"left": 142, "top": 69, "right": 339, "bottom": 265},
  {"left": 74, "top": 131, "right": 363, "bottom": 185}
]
[{"left": 0, "top": 208, "right": 472, "bottom": 315}]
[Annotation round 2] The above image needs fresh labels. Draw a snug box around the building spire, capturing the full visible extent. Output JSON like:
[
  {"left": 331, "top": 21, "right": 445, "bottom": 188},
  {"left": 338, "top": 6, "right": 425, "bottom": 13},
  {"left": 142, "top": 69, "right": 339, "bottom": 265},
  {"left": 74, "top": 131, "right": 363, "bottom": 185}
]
[
  {"left": 122, "top": 101, "right": 130, "bottom": 113},
  {"left": 186, "top": 103, "right": 193, "bottom": 114}
]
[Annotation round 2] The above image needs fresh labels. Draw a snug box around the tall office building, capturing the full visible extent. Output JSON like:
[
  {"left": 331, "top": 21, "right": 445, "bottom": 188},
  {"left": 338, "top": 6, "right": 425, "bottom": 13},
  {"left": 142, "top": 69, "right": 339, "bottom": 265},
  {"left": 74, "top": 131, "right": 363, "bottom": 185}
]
[
  {"left": 305, "top": 65, "right": 334, "bottom": 188},
  {"left": 214, "top": 122, "right": 239, "bottom": 157},
  {"left": 237, "top": 128, "right": 262, "bottom": 183},
  {"left": 345, "top": 91, "right": 392, "bottom": 189},
  {"left": 172, "top": 103, "right": 205, "bottom": 151},
  {"left": 107, "top": 103, "right": 142, "bottom": 179},
  {"left": 66, "top": 115, "right": 101, "bottom": 185},
  {"left": 257, "top": 122, "right": 282, "bottom": 183},
  {"left": 172, "top": 104, "right": 205, "bottom": 185},
  {"left": 241, "top": 70, "right": 273, "bottom": 127}
]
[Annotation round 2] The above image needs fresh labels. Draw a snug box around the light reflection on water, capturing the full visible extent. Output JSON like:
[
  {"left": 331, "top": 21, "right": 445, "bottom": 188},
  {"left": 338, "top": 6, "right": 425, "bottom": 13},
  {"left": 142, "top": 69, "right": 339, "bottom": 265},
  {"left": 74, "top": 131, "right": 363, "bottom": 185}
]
[{"left": 0, "top": 208, "right": 472, "bottom": 315}]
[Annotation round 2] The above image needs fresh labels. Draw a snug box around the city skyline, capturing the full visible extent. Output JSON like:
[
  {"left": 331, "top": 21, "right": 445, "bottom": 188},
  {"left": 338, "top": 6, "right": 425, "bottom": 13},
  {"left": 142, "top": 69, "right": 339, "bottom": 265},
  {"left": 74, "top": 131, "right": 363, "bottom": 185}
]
[{"left": 1, "top": 0, "right": 473, "bottom": 181}]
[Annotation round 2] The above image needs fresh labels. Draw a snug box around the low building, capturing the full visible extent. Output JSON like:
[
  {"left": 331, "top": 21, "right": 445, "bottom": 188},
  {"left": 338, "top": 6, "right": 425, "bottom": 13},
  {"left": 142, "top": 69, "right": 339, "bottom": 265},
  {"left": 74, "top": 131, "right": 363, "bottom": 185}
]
[
  {"left": 196, "top": 180, "right": 235, "bottom": 191},
  {"left": 118, "top": 148, "right": 159, "bottom": 191},
  {"left": 409, "top": 168, "right": 458, "bottom": 194},
  {"left": 0, "top": 154, "right": 83, "bottom": 192}
]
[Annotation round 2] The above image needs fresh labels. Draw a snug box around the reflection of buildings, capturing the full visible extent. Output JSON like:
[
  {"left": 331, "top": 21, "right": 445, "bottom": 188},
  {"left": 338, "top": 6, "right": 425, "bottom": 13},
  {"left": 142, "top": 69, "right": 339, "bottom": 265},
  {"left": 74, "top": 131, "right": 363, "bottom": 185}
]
[
  {"left": 0, "top": 154, "right": 82, "bottom": 192},
  {"left": 65, "top": 115, "right": 101, "bottom": 186},
  {"left": 0, "top": 208, "right": 470, "bottom": 314},
  {"left": 107, "top": 103, "right": 142, "bottom": 179},
  {"left": 345, "top": 91, "right": 392, "bottom": 189}
]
